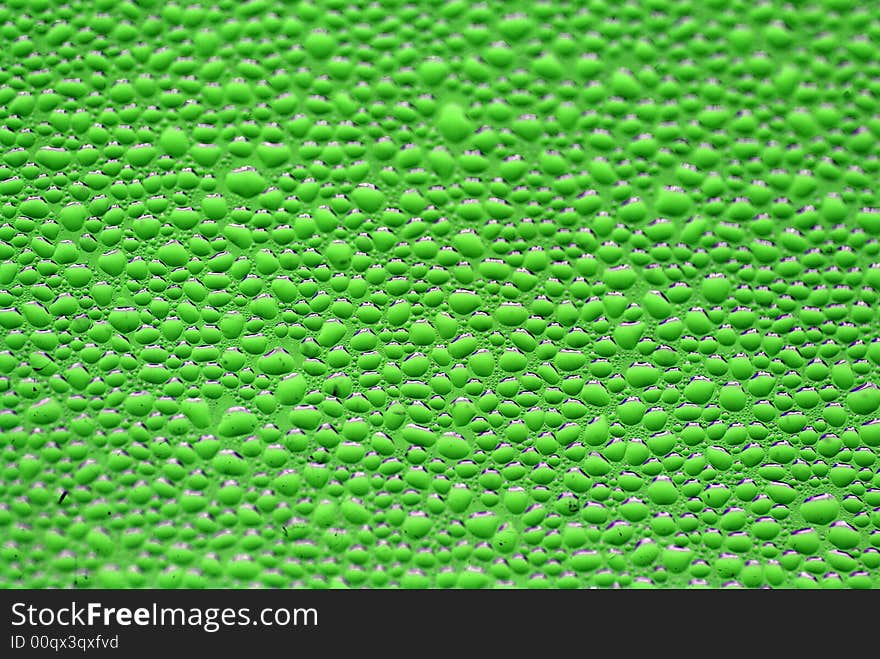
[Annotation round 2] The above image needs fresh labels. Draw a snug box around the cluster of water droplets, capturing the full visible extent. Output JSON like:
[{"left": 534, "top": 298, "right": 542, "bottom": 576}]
[{"left": 1, "top": 0, "right": 879, "bottom": 587}]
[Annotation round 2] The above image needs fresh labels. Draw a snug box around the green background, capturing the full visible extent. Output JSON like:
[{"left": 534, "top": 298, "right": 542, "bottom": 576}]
[{"left": 1, "top": 0, "right": 879, "bottom": 588}]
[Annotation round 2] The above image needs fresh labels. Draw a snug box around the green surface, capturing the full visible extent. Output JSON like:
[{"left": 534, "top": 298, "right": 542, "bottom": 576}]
[{"left": 1, "top": 0, "right": 880, "bottom": 588}]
